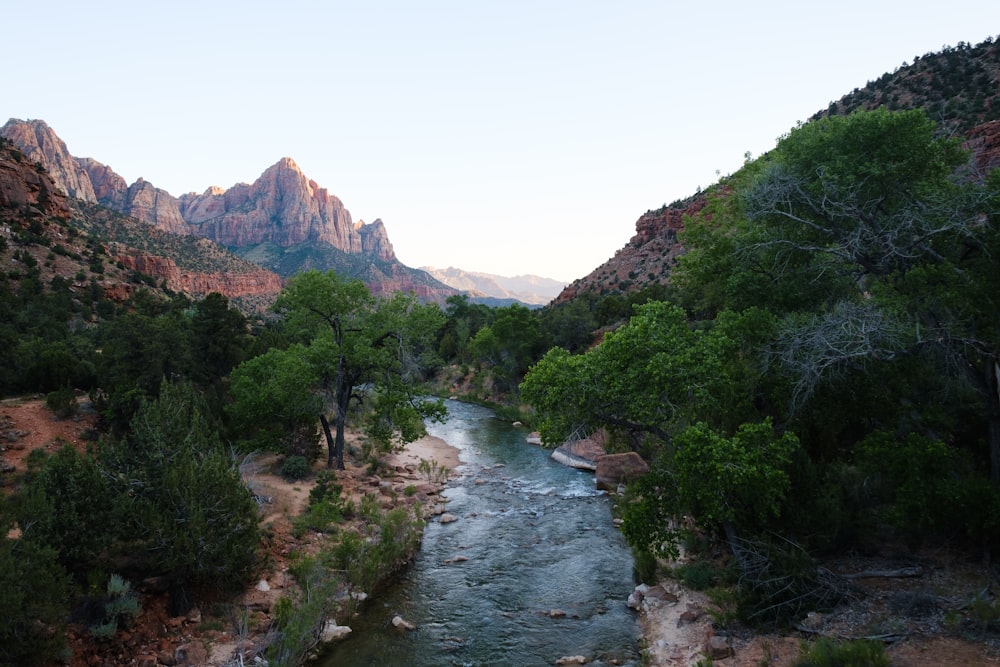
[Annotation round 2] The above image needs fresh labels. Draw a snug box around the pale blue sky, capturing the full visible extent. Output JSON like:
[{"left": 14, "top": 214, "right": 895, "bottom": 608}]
[{"left": 4, "top": 2, "right": 997, "bottom": 282}]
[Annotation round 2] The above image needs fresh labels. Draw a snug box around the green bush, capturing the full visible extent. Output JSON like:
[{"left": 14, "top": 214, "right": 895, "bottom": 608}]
[
  {"left": 18, "top": 444, "right": 115, "bottom": 575},
  {"left": 0, "top": 497, "right": 71, "bottom": 667},
  {"left": 280, "top": 455, "right": 310, "bottom": 481},
  {"left": 675, "top": 559, "right": 721, "bottom": 591},
  {"left": 45, "top": 385, "right": 77, "bottom": 419},
  {"left": 791, "top": 638, "right": 889, "bottom": 667},
  {"left": 88, "top": 574, "right": 141, "bottom": 640}
]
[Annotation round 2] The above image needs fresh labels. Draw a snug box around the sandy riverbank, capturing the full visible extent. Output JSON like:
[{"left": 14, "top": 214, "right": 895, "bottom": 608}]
[{"left": 388, "top": 433, "right": 462, "bottom": 473}]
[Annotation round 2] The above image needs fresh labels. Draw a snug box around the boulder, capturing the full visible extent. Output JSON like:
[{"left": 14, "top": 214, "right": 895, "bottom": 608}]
[
  {"left": 551, "top": 438, "right": 606, "bottom": 471},
  {"left": 174, "top": 642, "right": 208, "bottom": 667},
  {"left": 705, "top": 635, "right": 733, "bottom": 660},
  {"left": 319, "top": 620, "right": 352, "bottom": 643},
  {"left": 392, "top": 615, "right": 416, "bottom": 631},
  {"left": 595, "top": 452, "right": 649, "bottom": 490}
]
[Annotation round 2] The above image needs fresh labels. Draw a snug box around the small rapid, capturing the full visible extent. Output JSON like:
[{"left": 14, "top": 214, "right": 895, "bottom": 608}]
[{"left": 319, "top": 401, "right": 640, "bottom": 666}]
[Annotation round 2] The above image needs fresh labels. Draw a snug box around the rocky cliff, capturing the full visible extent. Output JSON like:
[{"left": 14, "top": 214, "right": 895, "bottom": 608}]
[
  {"left": 0, "top": 141, "right": 72, "bottom": 218},
  {"left": 0, "top": 135, "right": 283, "bottom": 307},
  {"left": 0, "top": 118, "right": 454, "bottom": 301}
]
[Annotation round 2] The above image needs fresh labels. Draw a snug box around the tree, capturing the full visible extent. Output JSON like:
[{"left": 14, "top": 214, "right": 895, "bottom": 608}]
[
  {"left": 17, "top": 444, "right": 115, "bottom": 577},
  {"left": 0, "top": 495, "right": 71, "bottom": 667},
  {"left": 227, "top": 345, "right": 322, "bottom": 454},
  {"left": 239, "top": 270, "right": 446, "bottom": 470},
  {"left": 741, "top": 108, "right": 1000, "bottom": 479},
  {"left": 102, "top": 381, "right": 259, "bottom": 614},
  {"left": 521, "top": 302, "right": 775, "bottom": 450},
  {"left": 189, "top": 292, "right": 248, "bottom": 388}
]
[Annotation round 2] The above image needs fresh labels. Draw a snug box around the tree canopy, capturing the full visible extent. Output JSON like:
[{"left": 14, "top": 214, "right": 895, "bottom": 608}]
[{"left": 230, "top": 270, "right": 446, "bottom": 469}]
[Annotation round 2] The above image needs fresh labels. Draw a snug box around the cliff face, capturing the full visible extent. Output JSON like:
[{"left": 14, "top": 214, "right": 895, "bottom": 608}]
[
  {"left": 118, "top": 250, "right": 283, "bottom": 297},
  {"left": 179, "top": 157, "right": 384, "bottom": 256},
  {"left": 0, "top": 136, "right": 282, "bottom": 307},
  {"left": 0, "top": 143, "right": 72, "bottom": 217},
  {"left": 1, "top": 119, "right": 97, "bottom": 203},
  {"left": 0, "top": 120, "right": 391, "bottom": 261},
  {"left": 0, "top": 120, "right": 434, "bottom": 300}
]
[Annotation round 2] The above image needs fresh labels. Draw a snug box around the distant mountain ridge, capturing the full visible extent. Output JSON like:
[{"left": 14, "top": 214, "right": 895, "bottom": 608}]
[
  {"left": 1, "top": 119, "right": 458, "bottom": 303},
  {"left": 421, "top": 266, "right": 566, "bottom": 306}
]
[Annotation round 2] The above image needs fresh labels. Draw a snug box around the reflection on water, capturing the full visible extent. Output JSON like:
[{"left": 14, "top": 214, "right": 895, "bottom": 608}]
[{"left": 319, "top": 401, "right": 640, "bottom": 667}]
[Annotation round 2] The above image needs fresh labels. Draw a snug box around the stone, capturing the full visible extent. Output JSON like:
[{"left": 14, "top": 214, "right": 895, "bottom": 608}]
[
  {"left": 644, "top": 584, "right": 679, "bottom": 604},
  {"left": 319, "top": 619, "right": 352, "bottom": 643},
  {"left": 174, "top": 642, "right": 208, "bottom": 667},
  {"left": 439, "top": 513, "right": 459, "bottom": 524},
  {"left": 549, "top": 609, "right": 567, "bottom": 618},
  {"left": 526, "top": 432, "right": 543, "bottom": 445},
  {"left": 705, "top": 635, "right": 733, "bottom": 660},
  {"left": 595, "top": 452, "right": 649, "bottom": 491},
  {"left": 392, "top": 615, "right": 416, "bottom": 631},
  {"left": 555, "top": 656, "right": 589, "bottom": 665},
  {"left": 551, "top": 437, "right": 606, "bottom": 471}
]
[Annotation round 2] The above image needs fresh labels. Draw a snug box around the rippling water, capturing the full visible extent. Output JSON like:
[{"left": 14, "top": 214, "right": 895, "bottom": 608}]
[{"left": 318, "top": 401, "right": 640, "bottom": 667}]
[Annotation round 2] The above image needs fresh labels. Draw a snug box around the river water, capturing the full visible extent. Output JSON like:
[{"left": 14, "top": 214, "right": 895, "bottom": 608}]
[{"left": 319, "top": 400, "right": 641, "bottom": 667}]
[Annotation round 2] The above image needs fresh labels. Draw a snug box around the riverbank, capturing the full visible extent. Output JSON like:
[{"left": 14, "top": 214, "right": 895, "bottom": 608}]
[{"left": 211, "top": 433, "right": 463, "bottom": 665}]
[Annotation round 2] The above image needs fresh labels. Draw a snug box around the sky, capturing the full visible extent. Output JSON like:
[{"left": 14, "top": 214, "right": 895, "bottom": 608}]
[{"left": 3, "top": 2, "right": 997, "bottom": 283}]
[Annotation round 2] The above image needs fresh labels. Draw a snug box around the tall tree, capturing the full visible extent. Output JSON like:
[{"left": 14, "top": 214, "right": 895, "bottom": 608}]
[
  {"left": 740, "top": 108, "right": 1000, "bottom": 478},
  {"left": 236, "top": 270, "right": 446, "bottom": 469}
]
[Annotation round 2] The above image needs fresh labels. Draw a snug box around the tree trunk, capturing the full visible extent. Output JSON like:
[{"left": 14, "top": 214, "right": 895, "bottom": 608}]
[
  {"left": 988, "top": 358, "right": 1000, "bottom": 483},
  {"left": 320, "top": 414, "right": 337, "bottom": 470},
  {"left": 334, "top": 408, "right": 348, "bottom": 470}
]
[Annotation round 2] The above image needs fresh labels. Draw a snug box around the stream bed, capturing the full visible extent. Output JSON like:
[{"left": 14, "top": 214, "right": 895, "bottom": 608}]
[{"left": 319, "top": 400, "right": 640, "bottom": 666}]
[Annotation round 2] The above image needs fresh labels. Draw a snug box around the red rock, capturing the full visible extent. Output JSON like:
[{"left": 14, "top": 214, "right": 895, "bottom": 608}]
[{"left": 595, "top": 452, "right": 650, "bottom": 491}]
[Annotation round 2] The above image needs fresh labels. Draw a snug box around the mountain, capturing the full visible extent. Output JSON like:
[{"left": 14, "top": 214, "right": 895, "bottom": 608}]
[
  {"left": 0, "top": 136, "right": 281, "bottom": 309},
  {"left": 553, "top": 36, "right": 1000, "bottom": 305},
  {"left": 420, "top": 266, "right": 567, "bottom": 306},
  {"left": 1, "top": 119, "right": 458, "bottom": 303}
]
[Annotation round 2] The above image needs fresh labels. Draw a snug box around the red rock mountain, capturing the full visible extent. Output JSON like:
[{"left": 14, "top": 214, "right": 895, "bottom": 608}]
[
  {"left": 2, "top": 120, "right": 389, "bottom": 257},
  {"left": 1, "top": 119, "right": 455, "bottom": 302},
  {"left": 0, "top": 137, "right": 282, "bottom": 306}
]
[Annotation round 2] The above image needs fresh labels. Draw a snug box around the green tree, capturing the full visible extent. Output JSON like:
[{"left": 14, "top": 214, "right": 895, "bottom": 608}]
[
  {"left": 521, "top": 302, "right": 774, "bottom": 449},
  {"left": 0, "top": 496, "right": 71, "bottom": 667},
  {"left": 17, "top": 444, "right": 115, "bottom": 577},
  {"left": 237, "top": 270, "right": 446, "bottom": 470},
  {"left": 741, "top": 108, "right": 1000, "bottom": 479},
  {"left": 228, "top": 345, "right": 322, "bottom": 453},
  {"left": 189, "top": 292, "right": 248, "bottom": 388},
  {"left": 102, "top": 381, "right": 259, "bottom": 614}
]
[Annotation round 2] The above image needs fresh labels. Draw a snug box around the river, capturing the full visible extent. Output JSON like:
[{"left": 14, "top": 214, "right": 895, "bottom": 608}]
[{"left": 319, "top": 400, "right": 641, "bottom": 667}]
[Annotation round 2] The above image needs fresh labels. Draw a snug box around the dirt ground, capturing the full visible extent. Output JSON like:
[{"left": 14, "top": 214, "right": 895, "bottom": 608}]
[{"left": 3, "top": 395, "right": 1000, "bottom": 666}]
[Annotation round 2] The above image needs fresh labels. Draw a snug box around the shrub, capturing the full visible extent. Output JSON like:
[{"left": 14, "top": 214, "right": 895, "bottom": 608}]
[
  {"left": 87, "top": 574, "right": 141, "bottom": 639},
  {"left": 791, "top": 638, "right": 889, "bottom": 667},
  {"left": 280, "top": 455, "right": 310, "bottom": 481},
  {"left": 675, "top": 559, "right": 721, "bottom": 591},
  {"left": 18, "top": 444, "right": 115, "bottom": 575},
  {"left": 0, "top": 497, "right": 71, "bottom": 667},
  {"left": 45, "top": 385, "right": 77, "bottom": 419}
]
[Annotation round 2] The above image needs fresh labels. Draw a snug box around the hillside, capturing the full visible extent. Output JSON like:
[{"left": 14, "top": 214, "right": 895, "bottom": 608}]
[
  {"left": 0, "top": 137, "right": 282, "bottom": 311},
  {"left": 554, "top": 35, "right": 1000, "bottom": 305}
]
